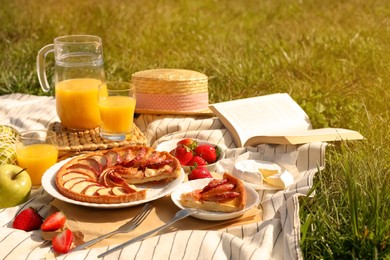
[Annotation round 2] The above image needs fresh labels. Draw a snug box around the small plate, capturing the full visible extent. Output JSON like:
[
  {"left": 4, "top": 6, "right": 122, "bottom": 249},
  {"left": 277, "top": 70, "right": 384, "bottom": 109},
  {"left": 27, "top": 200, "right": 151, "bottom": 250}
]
[
  {"left": 155, "top": 138, "right": 225, "bottom": 172},
  {"left": 41, "top": 157, "right": 185, "bottom": 209},
  {"left": 171, "top": 178, "right": 259, "bottom": 221}
]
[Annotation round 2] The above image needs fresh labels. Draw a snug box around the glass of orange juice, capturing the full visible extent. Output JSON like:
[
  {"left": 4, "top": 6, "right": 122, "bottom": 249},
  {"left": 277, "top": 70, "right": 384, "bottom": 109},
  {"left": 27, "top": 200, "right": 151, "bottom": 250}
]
[
  {"left": 98, "top": 82, "right": 136, "bottom": 141},
  {"left": 16, "top": 130, "right": 58, "bottom": 186}
]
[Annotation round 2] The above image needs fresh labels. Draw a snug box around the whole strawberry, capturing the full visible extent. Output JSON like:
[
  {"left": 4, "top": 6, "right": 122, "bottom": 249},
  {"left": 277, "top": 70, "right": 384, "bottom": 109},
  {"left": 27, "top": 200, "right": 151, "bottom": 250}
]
[
  {"left": 188, "top": 166, "right": 212, "bottom": 180},
  {"left": 13, "top": 207, "right": 43, "bottom": 231},
  {"left": 52, "top": 228, "right": 74, "bottom": 254},
  {"left": 187, "top": 155, "right": 207, "bottom": 167},
  {"left": 177, "top": 138, "right": 198, "bottom": 150},
  {"left": 194, "top": 144, "right": 220, "bottom": 164},
  {"left": 170, "top": 146, "right": 194, "bottom": 166}
]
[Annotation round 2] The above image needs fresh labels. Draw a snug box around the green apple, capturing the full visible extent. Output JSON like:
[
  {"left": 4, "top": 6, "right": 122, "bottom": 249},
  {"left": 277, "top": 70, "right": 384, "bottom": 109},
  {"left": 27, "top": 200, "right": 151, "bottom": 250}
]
[{"left": 0, "top": 164, "right": 32, "bottom": 208}]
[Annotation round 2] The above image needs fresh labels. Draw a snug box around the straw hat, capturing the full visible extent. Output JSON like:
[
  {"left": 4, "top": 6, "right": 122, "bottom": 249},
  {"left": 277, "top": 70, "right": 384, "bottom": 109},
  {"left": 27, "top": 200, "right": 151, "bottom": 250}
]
[{"left": 132, "top": 69, "right": 212, "bottom": 115}]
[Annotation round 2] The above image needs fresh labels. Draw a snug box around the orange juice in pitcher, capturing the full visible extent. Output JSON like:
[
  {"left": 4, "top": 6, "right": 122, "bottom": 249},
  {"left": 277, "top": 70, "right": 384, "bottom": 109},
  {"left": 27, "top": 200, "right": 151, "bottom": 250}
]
[
  {"left": 37, "top": 35, "right": 105, "bottom": 130},
  {"left": 56, "top": 78, "right": 102, "bottom": 129}
]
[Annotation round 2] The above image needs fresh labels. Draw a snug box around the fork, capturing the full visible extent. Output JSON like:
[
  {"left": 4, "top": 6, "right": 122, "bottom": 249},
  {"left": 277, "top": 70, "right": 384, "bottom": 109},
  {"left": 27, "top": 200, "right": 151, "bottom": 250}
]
[
  {"left": 71, "top": 203, "right": 153, "bottom": 252},
  {"left": 98, "top": 208, "right": 197, "bottom": 258}
]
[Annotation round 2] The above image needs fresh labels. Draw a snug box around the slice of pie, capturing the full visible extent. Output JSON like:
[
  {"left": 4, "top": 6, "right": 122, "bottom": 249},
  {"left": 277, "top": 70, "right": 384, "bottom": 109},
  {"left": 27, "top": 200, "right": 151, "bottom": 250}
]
[
  {"left": 55, "top": 145, "right": 181, "bottom": 204},
  {"left": 180, "top": 173, "right": 247, "bottom": 213}
]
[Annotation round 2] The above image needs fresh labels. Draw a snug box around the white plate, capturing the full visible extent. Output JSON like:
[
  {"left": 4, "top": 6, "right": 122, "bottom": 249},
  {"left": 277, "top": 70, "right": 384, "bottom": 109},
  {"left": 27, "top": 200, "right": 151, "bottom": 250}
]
[
  {"left": 155, "top": 138, "right": 225, "bottom": 172},
  {"left": 41, "top": 157, "right": 185, "bottom": 209},
  {"left": 171, "top": 178, "right": 259, "bottom": 221}
]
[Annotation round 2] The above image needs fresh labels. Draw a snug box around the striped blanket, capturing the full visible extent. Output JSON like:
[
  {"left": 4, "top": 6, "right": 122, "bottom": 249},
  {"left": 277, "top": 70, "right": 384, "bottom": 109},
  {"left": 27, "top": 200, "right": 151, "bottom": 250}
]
[{"left": 0, "top": 93, "right": 325, "bottom": 260}]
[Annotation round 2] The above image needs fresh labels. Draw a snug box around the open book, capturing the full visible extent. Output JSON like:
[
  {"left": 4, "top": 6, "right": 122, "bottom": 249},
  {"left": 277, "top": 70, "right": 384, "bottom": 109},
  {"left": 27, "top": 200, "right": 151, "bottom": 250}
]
[{"left": 209, "top": 93, "right": 363, "bottom": 147}]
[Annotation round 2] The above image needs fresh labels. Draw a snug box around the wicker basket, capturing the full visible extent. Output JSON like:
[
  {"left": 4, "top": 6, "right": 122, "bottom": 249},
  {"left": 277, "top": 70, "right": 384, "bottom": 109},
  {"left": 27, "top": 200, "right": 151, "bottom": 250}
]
[{"left": 49, "top": 122, "right": 147, "bottom": 160}]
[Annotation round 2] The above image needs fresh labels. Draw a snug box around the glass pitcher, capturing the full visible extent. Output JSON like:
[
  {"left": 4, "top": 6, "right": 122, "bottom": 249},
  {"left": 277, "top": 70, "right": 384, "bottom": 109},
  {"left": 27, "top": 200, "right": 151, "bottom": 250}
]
[{"left": 37, "top": 35, "right": 106, "bottom": 130}]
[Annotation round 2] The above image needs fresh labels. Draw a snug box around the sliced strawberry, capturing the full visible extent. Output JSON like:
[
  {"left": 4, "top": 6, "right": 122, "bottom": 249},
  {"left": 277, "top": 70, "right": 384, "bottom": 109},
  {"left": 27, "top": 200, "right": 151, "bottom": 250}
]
[
  {"left": 201, "top": 179, "right": 228, "bottom": 193},
  {"left": 188, "top": 166, "right": 212, "bottom": 180},
  {"left": 200, "top": 183, "right": 235, "bottom": 196},
  {"left": 52, "top": 228, "right": 74, "bottom": 254},
  {"left": 170, "top": 146, "right": 194, "bottom": 166},
  {"left": 201, "top": 191, "right": 240, "bottom": 202},
  {"left": 194, "top": 144, "right": 220, "bottom": 164},
  {"left": 187, "top": 156, "right": 207, "bottom": 167},
  {"left": 41, "top": 211, "right": 67, "bottom": 231},
  {"left": 13, "top": 207, "right": 43, "bottom": 231},
  {"left": 177, "top": 138, "right": 198, "bottom": 150}
]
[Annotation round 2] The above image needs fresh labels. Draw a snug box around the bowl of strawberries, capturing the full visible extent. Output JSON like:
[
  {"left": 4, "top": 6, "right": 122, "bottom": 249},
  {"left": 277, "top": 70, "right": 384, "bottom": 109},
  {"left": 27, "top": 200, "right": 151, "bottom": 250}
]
[{"left": 156, "top": 138, "right": 225, "bottom": 173}]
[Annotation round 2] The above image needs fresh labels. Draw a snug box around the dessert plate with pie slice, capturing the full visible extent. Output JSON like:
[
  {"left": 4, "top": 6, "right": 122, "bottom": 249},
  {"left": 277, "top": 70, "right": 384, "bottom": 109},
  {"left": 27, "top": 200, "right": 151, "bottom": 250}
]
[
  {"left": 42, "top": 158, "right": 185, "bottom": 209},
  {"left": 171, "top": 178, "right": 259, "bottom": 221}
]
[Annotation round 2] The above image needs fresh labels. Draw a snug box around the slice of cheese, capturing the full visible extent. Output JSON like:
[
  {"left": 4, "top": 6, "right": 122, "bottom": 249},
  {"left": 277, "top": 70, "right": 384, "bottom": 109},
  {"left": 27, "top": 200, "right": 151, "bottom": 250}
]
[
  {"left": 264, "top": 170, "right": 294, "bottom": 189},
  {"left": 258, "top": 163, "right": 282, "bottom": 178}
]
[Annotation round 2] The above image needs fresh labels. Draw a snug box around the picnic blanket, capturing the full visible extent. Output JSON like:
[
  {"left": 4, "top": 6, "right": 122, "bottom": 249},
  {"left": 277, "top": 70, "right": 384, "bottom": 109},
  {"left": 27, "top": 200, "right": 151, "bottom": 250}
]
[{"left": 0, "top": 93, "right": 326, "bottom": 260}]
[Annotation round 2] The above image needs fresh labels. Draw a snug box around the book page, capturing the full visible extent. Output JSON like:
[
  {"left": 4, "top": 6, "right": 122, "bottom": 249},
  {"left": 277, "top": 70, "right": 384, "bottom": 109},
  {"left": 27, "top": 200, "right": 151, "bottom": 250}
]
[
  {"left": 246, "top": 128, "right": 364, "bottom": 145},
  {"left": 210, "top": 93, "right": 312, "bottom": 146}
]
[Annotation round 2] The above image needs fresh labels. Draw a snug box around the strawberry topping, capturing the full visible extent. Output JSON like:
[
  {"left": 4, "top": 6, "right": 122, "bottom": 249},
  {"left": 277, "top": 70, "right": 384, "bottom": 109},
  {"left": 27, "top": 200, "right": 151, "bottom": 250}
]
[
  {"left": 201, "top": 191, "right": 240, "bottom": 202},
  {"left": 201, "top": 179, "right": 228, "bottom": 193}
]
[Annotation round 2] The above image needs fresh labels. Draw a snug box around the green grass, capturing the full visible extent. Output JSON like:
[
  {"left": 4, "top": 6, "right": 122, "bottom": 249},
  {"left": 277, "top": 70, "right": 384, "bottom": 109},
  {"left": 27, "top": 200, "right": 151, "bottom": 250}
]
[{"left": 1, "top": 0, "right": 389, "bottom": 258}]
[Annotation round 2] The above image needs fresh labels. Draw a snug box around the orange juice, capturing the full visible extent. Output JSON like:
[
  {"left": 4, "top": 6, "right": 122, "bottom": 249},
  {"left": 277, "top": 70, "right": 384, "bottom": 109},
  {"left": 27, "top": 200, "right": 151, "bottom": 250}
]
[
  {"left": 56, "top": 78, "right": 102, "bottom": 129},
  {"left": 99, "top": 96, "right": 136, "bottom": 133},
  {"left": 16, "top": 144, "right": 58, "bottom": 186}
]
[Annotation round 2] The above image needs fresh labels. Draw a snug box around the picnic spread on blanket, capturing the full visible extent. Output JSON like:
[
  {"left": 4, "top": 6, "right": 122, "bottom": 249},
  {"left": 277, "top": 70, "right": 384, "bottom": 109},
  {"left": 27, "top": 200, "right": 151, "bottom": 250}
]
[{"left": 0, "top": 35, "right": 363, "bottom": 260}]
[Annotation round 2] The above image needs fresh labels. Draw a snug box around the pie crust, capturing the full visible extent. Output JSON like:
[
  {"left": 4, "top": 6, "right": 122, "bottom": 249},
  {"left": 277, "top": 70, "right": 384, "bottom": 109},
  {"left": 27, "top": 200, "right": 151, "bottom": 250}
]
[
  {"left": 180, "top": 173, "right": 247, "bottom": 213},
  {"left": 55, "top": 146, "right": 181, "bottom": 204}
]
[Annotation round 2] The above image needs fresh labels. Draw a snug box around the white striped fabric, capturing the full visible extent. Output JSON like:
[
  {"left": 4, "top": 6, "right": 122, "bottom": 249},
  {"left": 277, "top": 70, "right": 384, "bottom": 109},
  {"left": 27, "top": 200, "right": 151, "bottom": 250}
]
[{"left": 0, "top": 93, "right": 326, "bottom": 260}]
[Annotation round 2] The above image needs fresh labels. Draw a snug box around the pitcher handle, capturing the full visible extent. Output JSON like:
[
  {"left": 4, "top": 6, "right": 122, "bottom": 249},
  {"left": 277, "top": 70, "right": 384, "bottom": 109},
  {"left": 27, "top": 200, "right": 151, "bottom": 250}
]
[{"left": 36, "top": 44, "right": 54, "bottom": 92}]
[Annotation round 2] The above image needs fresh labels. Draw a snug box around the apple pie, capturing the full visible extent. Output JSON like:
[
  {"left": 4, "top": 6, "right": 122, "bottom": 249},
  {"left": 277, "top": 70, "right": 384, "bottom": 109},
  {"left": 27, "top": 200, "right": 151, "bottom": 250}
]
[
  {"left": 180, "top": 173, "right": 247, "bottom": 213},
  {"left": 55, "top": 146, "right": 181, "bottom": 204}
]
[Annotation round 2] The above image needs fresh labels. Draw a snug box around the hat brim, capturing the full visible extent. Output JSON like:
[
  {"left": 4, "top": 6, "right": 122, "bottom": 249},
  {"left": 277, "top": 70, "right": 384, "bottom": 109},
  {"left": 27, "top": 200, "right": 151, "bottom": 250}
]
[{"left": 135, "top": 107, "right": 214, "bottom": 116}]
